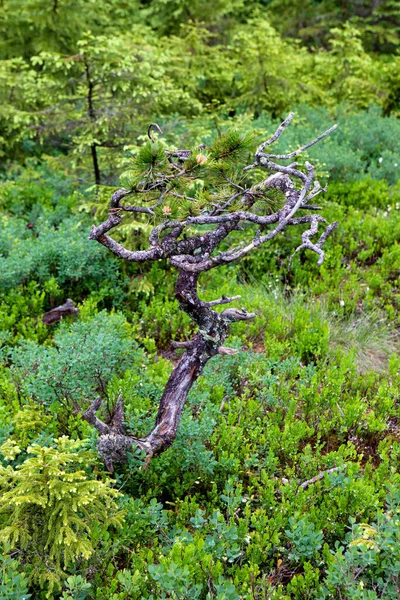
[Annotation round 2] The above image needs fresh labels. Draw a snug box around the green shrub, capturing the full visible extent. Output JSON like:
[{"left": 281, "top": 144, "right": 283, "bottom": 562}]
[
  {"left": 11, "top": 312, "right": 145, "bottom": 415},
  {"left": 0, "top": 547, "right": 31, "bottom": 600},
  {"left": 326, "top": 178, "right": 400, "bottom": 211},
  {"left": 0, "top": 159, "right": 78, "bottom": 222},
  {"left": 285, "top": 515, "right": 324, "bottom": 562},
  {"left": 0, "top": 215, "right": 124, "bottom": 298},
  {"left": 0, "top": 280, "right": 60, "bottom": 347},
  {"left": 0, "top": 437, "right": 124, "bottom": 596},
  {"left": 61, "top": 575, "right": 92, "bottom": 600},
  {"left": 321, "top": 488, "right": 400, "bottom": 599}
]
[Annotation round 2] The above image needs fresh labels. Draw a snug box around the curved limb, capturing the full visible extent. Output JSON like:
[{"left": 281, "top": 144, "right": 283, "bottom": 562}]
[
  {"left": 148, "top": 122, "right": 163, "bottom": 142},
  {"left": 245, "top": 112, "right": 337, "bottom": 168},
  {"left": 89, "top": 188, "right": 163, "bottom": 261},
  {"left": 170, "top": 167, "right": 317, "bottom": 273},
  {"left": 289, "top": 219, "right": 339, "bottom": 267},
  {"left": 259, "top": 124, "right": 338, "bottom": 161}
]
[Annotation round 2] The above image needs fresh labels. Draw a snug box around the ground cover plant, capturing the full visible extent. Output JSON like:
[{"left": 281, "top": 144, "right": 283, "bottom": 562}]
[{"left": 0, "top": 1, "right": 399, "bottom": 598}]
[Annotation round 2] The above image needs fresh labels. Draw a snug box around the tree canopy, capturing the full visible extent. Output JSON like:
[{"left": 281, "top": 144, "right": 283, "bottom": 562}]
[{"left": 1, "top": 0, "right": 399, "bottom": 179}]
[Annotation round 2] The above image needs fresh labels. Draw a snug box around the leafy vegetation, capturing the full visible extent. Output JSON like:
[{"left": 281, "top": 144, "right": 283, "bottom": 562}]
[{"left": 0, "top": 1, "right": 399, "bottom": 598}]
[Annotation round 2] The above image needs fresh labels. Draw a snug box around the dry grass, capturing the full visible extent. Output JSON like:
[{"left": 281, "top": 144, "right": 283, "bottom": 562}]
[{"left": 327, "top": 311, "right": 399, "bottom": 374}]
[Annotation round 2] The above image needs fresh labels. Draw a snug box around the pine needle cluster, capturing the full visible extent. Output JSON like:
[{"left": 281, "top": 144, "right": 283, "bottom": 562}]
[{"left": 116, "top": 129, "right": 264, "bottom": 223}]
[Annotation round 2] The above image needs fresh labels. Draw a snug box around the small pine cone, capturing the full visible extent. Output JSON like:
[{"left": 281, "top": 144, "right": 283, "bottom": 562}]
[{"left": 196, "top": 153, "right": 207, "bottom": 165}]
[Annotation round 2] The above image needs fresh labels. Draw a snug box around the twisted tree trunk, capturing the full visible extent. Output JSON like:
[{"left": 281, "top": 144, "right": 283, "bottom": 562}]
[{"left": 82, "top": 270, "right": 254, "bottom": 471}]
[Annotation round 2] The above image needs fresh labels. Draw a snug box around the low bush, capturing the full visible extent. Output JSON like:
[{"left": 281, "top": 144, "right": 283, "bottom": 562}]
[
  {"left": 0, "top": 437, "right": 124, "bottom": 596},
  {"left": 11, "top": 312, "right": 145, "bottom": 418}
]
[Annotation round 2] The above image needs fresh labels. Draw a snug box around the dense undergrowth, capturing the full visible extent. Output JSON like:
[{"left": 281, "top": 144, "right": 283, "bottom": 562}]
[
  {"left": 0, "top": 112, "right": 399, "bottom": 598},
  {"left": 1, "top": 1, "right": 400, "bottom": 597}
]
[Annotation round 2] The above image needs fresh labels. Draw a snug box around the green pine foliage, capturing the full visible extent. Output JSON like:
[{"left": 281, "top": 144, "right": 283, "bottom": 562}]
[
  {"left": 118, "top": 132, "right": 255, "bottom": 221},
  {"left": 209, "top": 129, "right": 254, "bottom": 162},
  {"left": 0, "top": 437, "right": 124, "bottom": 596}
]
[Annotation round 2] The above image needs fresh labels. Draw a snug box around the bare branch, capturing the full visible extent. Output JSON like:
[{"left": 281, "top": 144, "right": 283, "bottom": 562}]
[
  {"left": 218, "top": 346, "right": 239, "bottom": 355},
  {"left": 82, "top": 397, "right": 110, "bottom": 435},
  {"left": 110, "top": 186, "right": 156, "bottom": 215},
  {"left": 210, "top": 190, "right": 247, "bottom": 215},
  {"left": 119, "top": 204, "right": 155, "bottom": 215},
  {"left": 149, "top": 220, "right": 183, "bottom": 247},
  {"left": 221, "top": 308, "right": 256, "bottom": 321},
  {"left": 298, "top": 204, "right": 323, "bottom": 211},
  {"left": 89, "top": 221, "right": 163, "bottom": 262},
  {"left": 261, "top": 124, "right": 338, "bottom": 161},
  {"left": 289, "top": 218, "right": 338, "bottom": 268},
  {"left": 202, "top": 294, "right": 242, "bottom": 307},
  {"left": 298, "top": 465, "right": 347, "bottom": 491},
  {"left": 111, "top": 392, "right": 124, "bottom": 431},
  {"left": 168, "top": 191, "right": 196, "bottom": 202},
  {"left": 171, "top": 340, "right": 194, "bottom": 349},
  {"left": 148, "top": 122, "right": 163, "bottom": 142},
  {"left": 42, "top": 298, "right": 78, "bottom": 325},
  {"left": 186, "top": 211, "right": 278, "bottom": 227},
  {"left": 245, "top": 114, "right": 337, "bottom": 173},
  {"left": 255, "top": 112, "right": 295, "bottom": 154},
  {"left": 179, "top": 168, "right": 316, "bottom": 272},
  {"left": 317, "top": 221, "right": 339, "bottom": 247},
  {"left": 304, "top": 180, "right": 327, "bottom": 202},
  {"left": 222, "top": 174, "right": 245, "bottom": 191}
]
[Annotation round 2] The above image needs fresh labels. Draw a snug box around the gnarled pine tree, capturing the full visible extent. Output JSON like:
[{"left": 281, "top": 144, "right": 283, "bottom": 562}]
[{"left": 86, "top": 113, "right": 338, "bottom": 471}]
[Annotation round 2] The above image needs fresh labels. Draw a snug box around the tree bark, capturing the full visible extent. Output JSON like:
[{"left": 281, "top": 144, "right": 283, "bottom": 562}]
[
  {"left": 82, "top": 270, "right": 254, "bottom": 470},
  {"left": 91, "top": 144, "right": 101, "bottom": 186},
  {"left": 42, "top": 298, "right": 78, "bottom": 325},
  {"left": 84, "top": 58, "right": 101, "bottom": 185}
]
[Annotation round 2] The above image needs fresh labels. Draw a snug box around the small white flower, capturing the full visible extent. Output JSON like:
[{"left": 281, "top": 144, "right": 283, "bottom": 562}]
[
  {"left": 378, "top": 157, "right": 383, "bottom": 163},
  {"left": 339, "top": 300, "right": 345, "bottom": 307},
  {"left": 394, "top": 163, "right": 398, "bottom": 167}
]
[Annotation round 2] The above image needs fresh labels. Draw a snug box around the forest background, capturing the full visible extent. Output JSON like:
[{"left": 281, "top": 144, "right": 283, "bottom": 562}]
[{"left": 0, "top": 1, "right": 400, "bottom": 598}]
